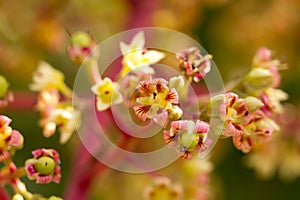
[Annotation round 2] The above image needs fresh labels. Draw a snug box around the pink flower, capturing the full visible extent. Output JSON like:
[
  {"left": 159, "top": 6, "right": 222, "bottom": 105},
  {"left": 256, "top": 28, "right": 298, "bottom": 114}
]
[
  {"left": 25, "top": 148, "right": 61, "bottom": 184},
  {"left": 133, "top": 78, "right": 182, "bottom": 127},
  {"left": 0, "top": 115, "right": 23, "bottom": 162},
  {"left": 176, "top": 47, "right": 212, "bottom": 82},
  {"left": 164, "top": 120, "right": 210, "bottom": 159}
]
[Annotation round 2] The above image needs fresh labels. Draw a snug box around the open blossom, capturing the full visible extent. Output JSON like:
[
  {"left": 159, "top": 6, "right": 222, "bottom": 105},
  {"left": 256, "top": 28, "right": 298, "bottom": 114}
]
[
  {"left": 36, "top": 89, "right": 80, "bottom": 144},
  {"left": 243, "top": 47, "right": 286, "bottom": 96},
  {"left": 91, "top": 77, "right": 123, "bottom": 111},
  {"left": 25, "top": 148, "right": 61, "bottom": 184},
  {"left": 209, "top": 93, "right": 278, "bottom": 153},
  {"left": 176, "top": 47, "right": 212, "bottom": 83},
  {"left": 260, "top": 88, "right": 288, "bottom": 116},
  {"left": 133, "top": 78, "right": 182, "bottom": 127},
  {"left": 119, "top": 31, "right": 165, "bottom": 77},
  {"left": 143, "top": 176, "right": 183, "bottom": 200},
  {"left": 0, "top": 115, "right": 23, "bottom": 162},
  {"left": 40, "top": 106, "right": 80, "bottom": 144},
  {"left": 29, "top": 61, "right": 72, "bottom": 96},
  {"left": 164, "top": 120, "right": 211, "bottom": 159}
]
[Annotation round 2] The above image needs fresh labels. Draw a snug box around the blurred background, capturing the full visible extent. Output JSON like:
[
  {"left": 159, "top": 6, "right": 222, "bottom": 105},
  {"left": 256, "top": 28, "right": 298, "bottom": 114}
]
[{"left": 1, "top": 0, "right": 300, "bottom": 199}]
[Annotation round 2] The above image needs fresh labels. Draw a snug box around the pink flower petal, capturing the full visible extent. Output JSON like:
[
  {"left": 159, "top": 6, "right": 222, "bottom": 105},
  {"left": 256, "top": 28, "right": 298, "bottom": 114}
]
[
  {"left": 133, "top": 105, "right": 151, "bottom": 121},
  {"left": 36, "top": 175, "right": 52, "bottom": 184},
  {"left": 8, "top": 130, "right": 23, "bottom": 147},
  {"left": 194, "top": 120, "right": 209, "bottom": 133},
  {"left": 0, "top": 150, "right": 10, "bottom": 162},
  {"left": 153, "top": 110, "right": 169, "bottom": 127},
  {"left": 165, "top": 89, "right": 179, "bottom": 104},
  {"left": 26, "top": 164, "right": 38, "bottom": 177}
]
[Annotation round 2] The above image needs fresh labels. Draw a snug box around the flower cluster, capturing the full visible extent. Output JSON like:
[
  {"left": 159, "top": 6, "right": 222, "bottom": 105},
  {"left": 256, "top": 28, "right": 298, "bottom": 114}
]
[
  {"left": 30, "top": 61, "right": 81, "bottom": 144},
  {"left": 242, "top": 47, "right": 288, "bottom": 116},
  {"left": 209, "top": 93, "right": 279, "bottom": 153},
  {"left": 0, "top": 115, "right": 23, "bottom": 162}
]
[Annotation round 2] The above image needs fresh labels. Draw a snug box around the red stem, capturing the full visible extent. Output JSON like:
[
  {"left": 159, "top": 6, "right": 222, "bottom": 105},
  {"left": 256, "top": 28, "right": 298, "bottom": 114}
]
[
  {"left": 0, "top": 187, "right": 10, "bottom": 200},
  {"left": 64, "top": 1, "right": 161, "bottom": 199}
]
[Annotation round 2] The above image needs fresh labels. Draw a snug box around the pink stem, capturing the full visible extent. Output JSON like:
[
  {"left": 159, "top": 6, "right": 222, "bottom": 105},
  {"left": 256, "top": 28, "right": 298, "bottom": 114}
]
[
  {"left": 64, "top": 1, "right": 161, "bottom": 199},
  {"left": 0, "top": 187, "right": 10, "bottom": 200}
]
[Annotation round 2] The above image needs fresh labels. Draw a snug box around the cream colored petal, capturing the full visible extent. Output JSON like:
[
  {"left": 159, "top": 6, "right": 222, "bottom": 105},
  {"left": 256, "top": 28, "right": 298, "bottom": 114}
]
[
  {"left": 130, "top": 31, "right": 145, "bottom": 51},
  {"left": 134, "top": 65, "right": 154, "bottom": 75},
  {"left": 120, "top": 41, "right": 130, "bottom": 55},
  {"left": 141, "top": 50, "right": 165, "bottom": 64},
  {"left": 112, "top": 90, "right": 123, "bottom": 105},
  {"left": 96, "top": 97, "right": 111, "bottom": 111}
]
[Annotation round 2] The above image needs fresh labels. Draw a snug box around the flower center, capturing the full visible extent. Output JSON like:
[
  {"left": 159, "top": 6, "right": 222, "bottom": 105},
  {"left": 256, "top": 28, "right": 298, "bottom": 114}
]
[{"left": 34, "top": 156, "right": 55, "bottom": 175}]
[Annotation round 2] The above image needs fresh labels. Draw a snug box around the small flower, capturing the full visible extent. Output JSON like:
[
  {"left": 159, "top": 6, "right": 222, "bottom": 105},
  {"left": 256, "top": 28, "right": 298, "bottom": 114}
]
[
  {"left": 209, "top": 93, "right": 278, "bottom": 153},
  {"left": 133, "top": 78, "right": 182, "bottom": 127},
  {"left": 176, "top": 47, "right": 212, "bottom": 83},
  {"left": 36, "top": 89, "right": 60, "bottom": 111},
  {"left": 40, "top": 106, "right": 81, "bottom": 144},
  {"left": 242, "top": 68, "right": 274, "bottom": 96},
  {"left": 68, "top": 31, "right": 96, "bottom": 64},
  {"left": 0, "top": 75, "right": 8, "bottom": 98},
  {"left": 260, "top": 88, "right": 288, "bottom": 116},
  {"left": 91, "top": 77, "right": 123, "bottom": 111},
  {"left": 30, "top": 61, "right": 72, "bottom": 96},
  {"left": 143, "top": 176, "right": 183, "bottom": 200},
  {"left": 119, "top": 31, "right": 165, "bottom": 77},
  {"left": 0, "top": 75, "right": 13, "bottom": 109},
  {"left": 0, "top": 115, "right": 23, "bottom": 162},
  {"left": 164, "top": 120, "right": 210, "bottom": 159},
  {"left": 25, "top": 148, "right": 61, "bottom": 184}
]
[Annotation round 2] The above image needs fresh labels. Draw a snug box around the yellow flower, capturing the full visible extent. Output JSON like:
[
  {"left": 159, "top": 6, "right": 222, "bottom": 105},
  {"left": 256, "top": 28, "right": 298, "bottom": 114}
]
[
  {"left": 119, "top": 31, "right": 165, "bottom": 77},
  {"left": 91, "top": 77, "right": 123, "bottom": 111},
  {"left": 41, "top": 106, "right": 80, "bottom": 144},
  {"left": 30, "top": 61, "right": 72, "bottom": 96}
]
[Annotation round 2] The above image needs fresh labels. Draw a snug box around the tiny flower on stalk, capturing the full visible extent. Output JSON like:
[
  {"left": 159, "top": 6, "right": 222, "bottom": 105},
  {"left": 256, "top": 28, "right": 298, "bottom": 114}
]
[
  {"left": 30, "top": 61, "right": 72, "bottom": 97},
  {"left": 0, "top": 75, "right": 13, "bottom": 109},
  {"left": 143, "top": 176, "right": 183, "bottom": 200},
  {"left": 68, "top": 31, "right": 96, "bottom": 64},
  {"left": 40, "top": 106, "right": 81, "bottom": 144},
  {"left": 0, "top": 115, "right": 23, "bottom": 162},
  {"left": 260, "top": 88, "right": 288, "bottom": 116},
  {"left": 119, "top": 31, "right": 165, "bottom": 77},
  {"left": 91, "top": 77, "right": 123, "bottom": 111},
  {"left": 133, "top": 78, "right": 182, "bottom": 127},
  {"left": 25, "top": 148, "right": 61, "bottom": 184},
  {"left": 176, "top": 47, "right": 212, "bottom": 83},
  {"left": 164, "top": 120, "right": 211, "bottom": 159}
]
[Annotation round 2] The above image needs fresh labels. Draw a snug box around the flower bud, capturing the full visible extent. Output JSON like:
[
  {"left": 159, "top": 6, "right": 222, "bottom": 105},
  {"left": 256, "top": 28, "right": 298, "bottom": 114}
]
[
  {"left": 243, "top": 68, "right": 273, "bottom": 96},
  {"left": 12, "top": 194, "right": 24, "bottom": 200},
  {"left": 244, "top": 96, "right": 264, "bottom": 112},
  {"left": 68, "top": 31, "right": 96, "bottom": 64},
  {"left": 0, "top": 75, "right": 8, "bottom": 98}
]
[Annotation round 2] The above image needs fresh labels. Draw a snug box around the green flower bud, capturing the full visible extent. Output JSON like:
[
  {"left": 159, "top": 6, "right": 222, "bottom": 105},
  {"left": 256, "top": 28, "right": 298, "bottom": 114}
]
[
  {"left": 181, "top": 132, "right": 199, "bottom": 149},
  {"left": 243, "top": 68, "right": 273, "bottom": 95},
  {"left": 34, "top": 156, "right": 55, "bottom": 175},
  {"left": 0, "top": 75, "right": 8, "bottom": 98},
  {"left": 244, "top": 96, "right": 264, "bottom": 112},
  {"left": 12, "top": 194, "right": 24, "bottom": 200},
  {"left": 71, "top": 31, "right": 91, "bottom": 47}
]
